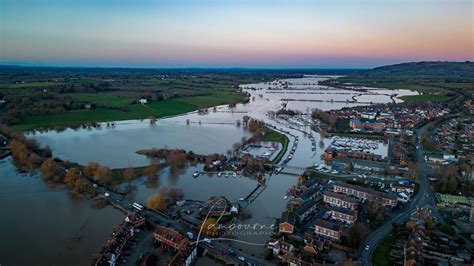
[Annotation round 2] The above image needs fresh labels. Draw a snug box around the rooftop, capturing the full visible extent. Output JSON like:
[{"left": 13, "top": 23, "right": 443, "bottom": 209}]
[
  {"left": 324, "top": 191, "right": 359, "bottom": 204},
  {"left": 314, "top": 219, "right": 341, "bottom": 232}
]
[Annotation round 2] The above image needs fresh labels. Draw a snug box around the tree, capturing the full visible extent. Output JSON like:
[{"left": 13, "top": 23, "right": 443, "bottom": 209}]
[
  {"left": 41, "top": 158, "right": 61, "bottom": 182},
  {"left": 447, "top": 175, "right": 458, "bottom": 194},
  {"left": 96, "top": 166, "right": 112, "bottom": 185},
  {"left": 367, "top": 200, "right": 385, "bottom": 227},
  {"left": 9, "top": 140, "right": 28, "bottom": 165},
  {"left": 297, "top": 175, "right": 305, "bottom": 185},
  {"left": 64, "top": 167, "right": 80, "bottom": 188},
  {"left": 123, "top": 167, "right": 134, "bottom": 191},
  {"left": 146, "top": 193, "right": 167, "bottom": 211},
  {"left": 440, "top": 224, "right": 455, "bottom": 235},
  {"left": 43, "top": 145, "right": 53, "bottom": 158},
  {"left": 166, "top": 150, "right": 187, "bottom": 170},
  {"left": 145, "top": 162, "right": 159, "bottom": 181},
  {"left": 405, "top": 162, "right": 421, "bottom": 180},
  {"left": 166, "top": 188, "right": 184, "bottom": 203},
  {"left": 84, "top": 162, "right": 100, "bottom": 177},
  {"left": 347, "top": 223, "right": 368, "bottom": 248},
  {"left": 425, "top": 216, "right": 434, "bottom": 230},
  {"left": 73, "top": 178, "right": 88, "bottom": 194},
  {"left": 199, "top": 217, "right": 219, "bottom": 237},
  {"left": 27, "top": 152, "right": 42, "bottom": 170}
]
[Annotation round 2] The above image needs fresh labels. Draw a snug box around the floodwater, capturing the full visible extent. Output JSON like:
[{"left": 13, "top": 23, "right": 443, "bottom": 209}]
[
  {"left": 28, "top": 120, "right": 252, "bottom": 168},
  {"left": 1, "top": 75, "right": 418, "bottom": 263},
  {"left": 0, "top": 158, "right": 124, "bottom": 266}
]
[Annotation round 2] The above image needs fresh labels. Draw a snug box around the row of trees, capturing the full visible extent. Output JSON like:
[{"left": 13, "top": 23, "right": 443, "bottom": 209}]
[
  {"left": 311, "top": 109, "right": 337, "bottom": 129},
  {"left": 5, "top": 128, "right": 98, "bottom": 195},
  {"left": 432, "top": 164, "right": 474, "bottom": 195}
]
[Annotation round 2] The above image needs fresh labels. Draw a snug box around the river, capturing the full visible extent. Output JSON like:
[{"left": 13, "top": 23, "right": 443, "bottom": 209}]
[{"left": 0, "top": 75, "right": 417, "bottom": 264}]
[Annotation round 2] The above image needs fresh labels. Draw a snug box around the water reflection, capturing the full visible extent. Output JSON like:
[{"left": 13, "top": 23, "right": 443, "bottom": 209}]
[{"left": 0, "top": 158, "right": 124, "bottom": 266}]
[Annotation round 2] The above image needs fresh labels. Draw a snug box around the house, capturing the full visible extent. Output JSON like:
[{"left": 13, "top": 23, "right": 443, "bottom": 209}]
[
  {"left": 153, "top": 226, "right": 188, "bottom": 250},
  {"left": 323, "top": 191, "right": 359, "bottom": 210},
  {"left": 350, "top": 119, "right": 385, "bottom": 132},
  {"left": 138, "top": 98, "right": 148, "bottom": 104},
  {"left": 200, "top": 196, "right": 231, "bottom": 217},
  {"left": 397, "top": 192, "right": 410, "bottom": 203},
  {"left": 332, "top": 157, "right": 388, "bottom": 173},
  {"left": 124, "top": 213, "right": 146, "bottom": 228},
  {"left": 330, "top": 207, "right": 358, "bottom": 224},
  {"left": 295, "top": 199, "right": 319, "bottom": 222},
  {"left": 333, "top": 182, "right": 398, "bottom": 207},
  {"left": 94, "top": 223, "right": 133, "bottom": 266},
  {"left": 297, "top": 186, "right": 320, "bottom": 202},
  {"left": 153, "top": 226, "right": 197, "bottom": 266},
  {"left": 352, "top": 159, "right": 388, "bottom": 173},
  {"left": 279, "top": 211, "right": 296, "bottom": 234},
  {"left": 390, "top": 182, "right": 415, "bottom": 195},
  {"left": 268, "top": 237, "right": 295, "bottom": 256},
  {"left": 314, "top": 219, "right": 343, "bottom": 240},
  {"left": 168, "top": 244, "right": 197, "bottom": 266},
  {"left": 361, "top": 112, "right": 377, "bottom": 120}
]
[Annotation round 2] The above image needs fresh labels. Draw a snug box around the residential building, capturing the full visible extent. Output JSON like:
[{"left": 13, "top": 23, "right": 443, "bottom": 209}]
[
  {"left": 153, "top": 226, "right": 188, "bottom": 250},
  {"left": 124, "top": 213, "right": 146, "bottom": 228},
  {"left": 331, "top": 207, "right": 358, "bottom": 224},
  {"left": 390, "top": 182, "right": 415, "bottom": 195},
  {"left": 279, "top": 211, "right": 295, "bottom": 234},
  {"left": 323, "top": 191, "right": 359, "bottom": 210},
  {"left": 295, "top": 199, "right": 319, "bottom": 222},
  {"left": 350, "top": 119, "right": 385, "bottom": 132},
  {"left": 333, "top": 182, "right": 398, "bottom": 207},
  {"left": 314, "top": 219, "right": 343, "bottom": 240}
]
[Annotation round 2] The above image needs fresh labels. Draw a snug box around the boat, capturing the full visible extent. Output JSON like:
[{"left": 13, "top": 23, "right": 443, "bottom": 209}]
[{"left": 193, "top": 171, "right": 200, "bottom": 178}]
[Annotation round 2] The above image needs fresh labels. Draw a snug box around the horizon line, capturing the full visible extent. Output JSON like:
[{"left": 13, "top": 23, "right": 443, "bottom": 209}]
[
  {"left": 1, "top": 60, "right": 470, "bottom": 71},
  {"left": 0, "top": 64, "right": 367, "bottom": 71}
]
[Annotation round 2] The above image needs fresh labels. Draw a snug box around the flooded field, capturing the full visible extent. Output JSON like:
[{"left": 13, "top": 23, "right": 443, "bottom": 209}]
[
  {"left": 2, "top": 75, "right": 418, "bottom": 264},
  {"left": 28, "top": 120, "right": 252, "bottom": 168}
]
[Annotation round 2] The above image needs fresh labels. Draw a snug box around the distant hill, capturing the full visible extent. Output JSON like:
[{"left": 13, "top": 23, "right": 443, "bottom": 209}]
[{"left": 328, "top": 61, "right": 474, "bottom": 91}]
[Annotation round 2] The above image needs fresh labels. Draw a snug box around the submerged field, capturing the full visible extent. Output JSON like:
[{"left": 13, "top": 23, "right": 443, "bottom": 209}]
[{"left": 1, "top": 68, "right": 273, "bottom": 130}]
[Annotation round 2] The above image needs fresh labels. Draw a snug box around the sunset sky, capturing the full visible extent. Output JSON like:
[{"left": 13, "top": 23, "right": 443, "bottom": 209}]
[{"left": 1, "top": 0, "right": 472, "bottom": 68}]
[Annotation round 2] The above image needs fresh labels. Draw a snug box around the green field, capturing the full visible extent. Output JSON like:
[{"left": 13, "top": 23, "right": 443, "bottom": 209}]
[
  {"left": 66, "top": 93, "right": 134, "bottom": 107},
  {"left": 15, "top": 91, "right": 245, "bottom": 131},
  {"left": 399, "top": 94, "right": 452, "bottom": 103},
  {"left": 372, "top": 231, "right": 398, "bottom": 266},
  {"left": 0, "top": 81, "right": 63, "bottom": 89},
  {"left": 263, "top": 129, "right": 289, "bottom": 164}
]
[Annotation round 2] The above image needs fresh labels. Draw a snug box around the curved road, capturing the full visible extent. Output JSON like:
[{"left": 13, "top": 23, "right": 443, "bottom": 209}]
[{"left": 358, "top": 123, "right": 444, "bottom": 266}]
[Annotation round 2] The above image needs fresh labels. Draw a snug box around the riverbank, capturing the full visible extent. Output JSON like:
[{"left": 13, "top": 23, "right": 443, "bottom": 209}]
[{"left": 263, "top": 129, "right": 289, "bottom": 164}]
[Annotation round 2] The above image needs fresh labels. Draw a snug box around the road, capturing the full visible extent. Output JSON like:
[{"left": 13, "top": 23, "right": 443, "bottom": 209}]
[
  {"left": 97, "top": 186, "right": 271, "bottom": 265},
  {"left": 358, "top": 123, "right": 443, "bottom": 266}
]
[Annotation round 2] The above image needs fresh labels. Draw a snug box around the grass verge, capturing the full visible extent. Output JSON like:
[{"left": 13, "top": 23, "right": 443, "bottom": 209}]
[{"left": 372, "top": 230, "right": 398, "bottom": 266}]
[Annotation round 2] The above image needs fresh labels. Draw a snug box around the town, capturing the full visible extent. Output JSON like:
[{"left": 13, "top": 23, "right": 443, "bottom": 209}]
[{"left": 1, "top": 63, "right": 473, "bottom": 266}]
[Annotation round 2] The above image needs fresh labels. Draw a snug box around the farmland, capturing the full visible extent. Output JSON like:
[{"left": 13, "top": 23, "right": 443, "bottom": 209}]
[{"left": 0, "top": 67, "right": 306, "bottom": 130}]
